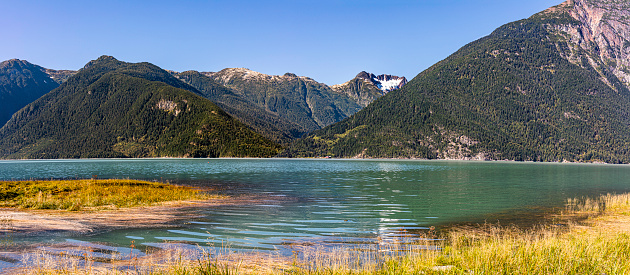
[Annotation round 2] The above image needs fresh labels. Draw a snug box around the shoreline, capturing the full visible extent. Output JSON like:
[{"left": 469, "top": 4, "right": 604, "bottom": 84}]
[
  {"left": 0, "top": 194, "right": 268, "bottom": 238},
  {"left": 0, "top": 157, "right": 625, "bottom": 167},
  {"left": 3, "top": 193, "right": 629, "bottom": 274},
  {"left": 2, "top": 186, "right": 630, "bottom": 274}
]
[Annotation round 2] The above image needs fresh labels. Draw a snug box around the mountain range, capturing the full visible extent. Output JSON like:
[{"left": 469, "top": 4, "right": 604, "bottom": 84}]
[
  {"left": 202, "top": 68, "right": 362, "bottom": 133},
  {"left": 0, "top": 56, "right": 402, "bottom": 158},
  {"left": 3, "top": 0, "right": 630, "bottom": 163},
  {"left": 282, "top": 0, "right": 630, "bottom": 164},
  {"left": 0, "top": 56, "right": 282, "bottom": 158}
]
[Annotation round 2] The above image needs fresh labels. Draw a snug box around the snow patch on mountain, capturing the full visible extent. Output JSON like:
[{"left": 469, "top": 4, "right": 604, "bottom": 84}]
[
  {"left": 355, "top": 71, "right": 407, "bottom": 93},
  {"left": 376, "top": 78, "right": 405, "bottom": 92}
]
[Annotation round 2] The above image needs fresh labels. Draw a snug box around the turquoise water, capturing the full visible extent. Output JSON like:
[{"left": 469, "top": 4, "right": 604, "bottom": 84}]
[{"left": 2, "top": 158, "right": 630, "bottom": 254}]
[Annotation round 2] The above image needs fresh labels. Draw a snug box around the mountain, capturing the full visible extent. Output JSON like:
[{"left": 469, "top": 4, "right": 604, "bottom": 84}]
[
  {"left": 0, "top": 56, "right": 281, "bottom": 159},
  {"left": 205, "top": 68, "right": 363, "bottom": 133},
  {"left": 331, "top": 71, "right": 408, "bottom": 107},
  {"left": 44, "top": 68, "right": 77, "bottom": 84},
  {"left": 282, "top": 0, "right": 630, "bottom": 164},
  {"left": 175, "top": 70, "right": 305, "bottom": 145},
  {"left": 0, "top": 59, "right": 61, "bottom": 128},
  {"left": 357, "top": 71, "right": 408, "bottom": 92}
]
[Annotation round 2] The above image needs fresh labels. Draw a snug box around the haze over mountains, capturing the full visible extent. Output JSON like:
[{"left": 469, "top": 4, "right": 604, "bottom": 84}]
[{"left": 3, "top": 0, "right": 630, "bottom": 163}]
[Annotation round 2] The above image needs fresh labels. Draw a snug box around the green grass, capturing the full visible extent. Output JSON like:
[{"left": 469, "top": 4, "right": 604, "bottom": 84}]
[{"left": 0, "top": 179, "right": 212, "bottom": 211}]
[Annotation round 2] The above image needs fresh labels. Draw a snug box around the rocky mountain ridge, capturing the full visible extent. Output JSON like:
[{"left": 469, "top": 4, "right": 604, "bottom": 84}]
[
  {"left": 547, "top": 0, "right": 630, "bottom": 90},
  {"left": 204, "top": 67, "right": 363, "bottom": 132},
  {"left": 331, "top": 71, "right": 408, "bottom": 107},
  {"left": 355, "top": 71, "right": 408, "bottom": 92},
  {"left": 203, "top": 68, "right": 320, "bottom": 85}
]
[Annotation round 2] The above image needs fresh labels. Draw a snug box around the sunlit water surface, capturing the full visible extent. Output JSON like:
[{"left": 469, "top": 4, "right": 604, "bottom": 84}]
[{"left": 1, "top": 158, "right": 630, "bottom": 257}]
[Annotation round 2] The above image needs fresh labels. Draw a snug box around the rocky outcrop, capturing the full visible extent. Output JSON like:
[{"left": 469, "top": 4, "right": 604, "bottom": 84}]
[
  {"left": 355, "top": 71, "right": 408, "bottom": 92},
  {"left": 331, "top": 71, "right": 407, "bottom": 107},
  {"left": 44, "top": 69, "right": 77, "bottom": 84},
  {"left": 547, "top": 0, "right": 630, "bottom": 89}
]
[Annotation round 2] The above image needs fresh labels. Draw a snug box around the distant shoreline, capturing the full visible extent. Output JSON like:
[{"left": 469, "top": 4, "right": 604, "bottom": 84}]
[{"left": 0, "top": 157, "right": 622, "bottom": 165}]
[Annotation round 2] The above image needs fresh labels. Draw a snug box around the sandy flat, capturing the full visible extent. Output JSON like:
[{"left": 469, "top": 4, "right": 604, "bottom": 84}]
[{"left": 0, "top": 195, "right": 267, "bottom": 237}]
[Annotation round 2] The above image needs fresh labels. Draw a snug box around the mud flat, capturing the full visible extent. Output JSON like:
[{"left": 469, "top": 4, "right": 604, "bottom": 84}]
[{"left": 0, "top": 194, "right": 267, "bottom": 237}]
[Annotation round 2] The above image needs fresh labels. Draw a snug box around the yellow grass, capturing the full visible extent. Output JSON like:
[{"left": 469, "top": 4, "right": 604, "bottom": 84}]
[
  {"left": 9, "top": 193, "right": 630, "bottom": 274},
  {"left": 0, "top": 179, "right": 213, "bottom": 211}
]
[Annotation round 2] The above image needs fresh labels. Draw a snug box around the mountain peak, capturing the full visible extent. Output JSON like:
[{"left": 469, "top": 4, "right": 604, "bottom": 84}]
[
  {"left": 82, "top": 55, "right": 123, "bottom": 70},
  {"left": 284, "top": 0, "right": 630, "bottom": 163},
  {"left": 356, "top": 71, "right": 374, "bottom": 79},
  {"left": 355, "top": 71, "right": 407, "bottom": 92},
  {"left": 0, "top": 59, "right": 37, "bottom": 70},
  {"left": 211, "top": 68, "right": 319, "bottom": 85},
  {"left": 0, "top": 59, "right": 60, "bottom": 128},
  {"left": 96, "top": 55, "right": 118, "bottom": 62},
  {"left": 330, "top": 71, "right": 407, "bottom": 107}
]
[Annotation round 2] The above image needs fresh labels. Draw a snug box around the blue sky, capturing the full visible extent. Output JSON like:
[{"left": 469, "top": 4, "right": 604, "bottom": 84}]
[{"left": 2, "top": 0, "right": 564, "bottom": 85}]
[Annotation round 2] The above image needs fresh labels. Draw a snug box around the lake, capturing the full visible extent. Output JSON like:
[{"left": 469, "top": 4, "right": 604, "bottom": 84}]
[{"left": 1, "top": 158, "right": 630, "bottom": 255}]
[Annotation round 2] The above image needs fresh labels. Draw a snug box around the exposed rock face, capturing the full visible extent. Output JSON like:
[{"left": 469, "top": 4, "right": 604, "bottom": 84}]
[
  {"left": 355, "top": 71, "right": 408, "bottom": 92},
  {"left": 331, "top": 71, "right": 407, "bottom": 107},
  {"left": 548, "top": 0, "right": 630, "bottom": 89},
  {"left": 281, "top": 0, "right": 630, "bottom": 163}
]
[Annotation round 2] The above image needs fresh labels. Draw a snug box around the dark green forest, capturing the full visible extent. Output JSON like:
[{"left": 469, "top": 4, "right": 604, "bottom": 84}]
[
  {"left": 176, "top": 71, "right": 306, "bottom": 145},
  {"left": 0, "top": 59, "right": 60, "bottom": 128},
  {"left": 282, "top": 9, "right": 630, "bottom": 163},
  {"left": 0, "top": 56, "right": 281, "bottom": 159},
  {"left": 209, "top": 69, "right": 362, "bottom": 133}
]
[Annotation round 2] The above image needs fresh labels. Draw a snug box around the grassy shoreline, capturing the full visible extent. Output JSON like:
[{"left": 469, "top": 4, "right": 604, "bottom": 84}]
[
  {"left": 6, "top": 190, "right": 630, "bottom": 274},
  {"left": 0, "top": 179, "right": 212, "bottom": 211}
]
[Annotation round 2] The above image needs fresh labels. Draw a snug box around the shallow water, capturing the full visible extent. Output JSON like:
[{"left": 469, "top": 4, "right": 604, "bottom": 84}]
[{"left": 2, "top": 158, "right": 630, "bottom": 254}]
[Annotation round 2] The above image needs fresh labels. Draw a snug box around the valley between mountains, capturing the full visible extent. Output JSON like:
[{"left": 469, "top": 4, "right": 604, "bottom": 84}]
[{"left": 3, "top": 0, "right": 630, "bottom": 163}]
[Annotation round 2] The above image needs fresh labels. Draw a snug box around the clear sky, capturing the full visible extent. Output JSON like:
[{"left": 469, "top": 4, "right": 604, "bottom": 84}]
[{"left": 2, "top": 0, "right": 565, "bottom": 85}]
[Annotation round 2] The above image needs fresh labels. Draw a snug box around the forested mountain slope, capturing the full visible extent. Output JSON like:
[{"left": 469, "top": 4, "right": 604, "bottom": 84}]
[
  {"left": 206, "top": 68, "right": 363, "bottom": 133},
  {"left": 0, "top": 56, "right": 281, "bottom": 159},
  {"left": 175, "top": 70, "right": 306, "bottom": 145},
  {"left": 0, "top": 59, "right": 60, "bottom": 128},
  {"left": 282, "top": 0, "right": 630, "bottom": 163}
]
